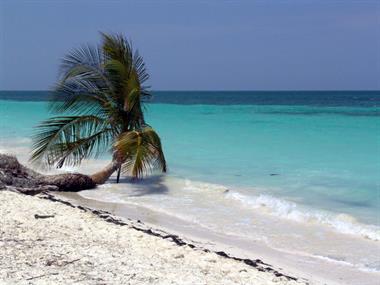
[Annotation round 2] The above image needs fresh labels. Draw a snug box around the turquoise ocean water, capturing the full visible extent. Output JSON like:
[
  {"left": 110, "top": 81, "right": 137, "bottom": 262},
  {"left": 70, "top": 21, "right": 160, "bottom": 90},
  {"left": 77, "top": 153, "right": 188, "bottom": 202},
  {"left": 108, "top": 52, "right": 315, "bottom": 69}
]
[
  {"left": 1, "top": 91, "right": 380, "bottom": 272},
  {"left": 1, "top": 91, "right": 379, "bottom": 225}
]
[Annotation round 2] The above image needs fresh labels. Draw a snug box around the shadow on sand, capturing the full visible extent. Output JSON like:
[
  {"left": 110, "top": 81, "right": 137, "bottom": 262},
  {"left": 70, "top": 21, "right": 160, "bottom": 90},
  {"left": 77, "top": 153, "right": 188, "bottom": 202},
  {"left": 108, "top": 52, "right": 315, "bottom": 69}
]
[{"left": 107, "top": 175, "right": 169, "bottom": 197}]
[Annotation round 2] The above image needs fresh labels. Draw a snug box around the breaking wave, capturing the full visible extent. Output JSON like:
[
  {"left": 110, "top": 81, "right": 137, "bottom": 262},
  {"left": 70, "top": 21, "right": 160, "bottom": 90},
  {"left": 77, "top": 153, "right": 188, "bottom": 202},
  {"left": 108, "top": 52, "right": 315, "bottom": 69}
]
[{"left": 226, "top": 191, "right": 380, "bottom": 241}]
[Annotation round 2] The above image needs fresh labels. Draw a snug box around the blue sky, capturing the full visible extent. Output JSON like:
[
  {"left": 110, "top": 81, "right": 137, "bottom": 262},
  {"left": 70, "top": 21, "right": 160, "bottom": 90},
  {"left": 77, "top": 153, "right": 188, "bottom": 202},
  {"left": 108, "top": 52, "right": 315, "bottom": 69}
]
[{"left": 0, "top": 0, "right": 379, "bottom": 90}]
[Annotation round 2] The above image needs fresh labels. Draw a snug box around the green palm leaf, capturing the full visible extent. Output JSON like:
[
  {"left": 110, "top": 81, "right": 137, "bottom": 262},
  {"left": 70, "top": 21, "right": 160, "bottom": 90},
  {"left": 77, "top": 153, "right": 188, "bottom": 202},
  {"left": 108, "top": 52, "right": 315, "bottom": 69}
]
[
  {"left": 114, "top": 127, "right": 166, "bottom": 178},
  {"left": 31, "top": 115, "right": 113, "bottom": 167}
]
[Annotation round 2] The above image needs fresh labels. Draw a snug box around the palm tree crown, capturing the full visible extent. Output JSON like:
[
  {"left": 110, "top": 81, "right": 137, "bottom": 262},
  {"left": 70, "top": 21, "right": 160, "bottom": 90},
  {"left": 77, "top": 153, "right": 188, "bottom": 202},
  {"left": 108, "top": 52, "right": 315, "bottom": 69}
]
[{"left": 31, "top": 32, "right": 166, "bottom": 182}]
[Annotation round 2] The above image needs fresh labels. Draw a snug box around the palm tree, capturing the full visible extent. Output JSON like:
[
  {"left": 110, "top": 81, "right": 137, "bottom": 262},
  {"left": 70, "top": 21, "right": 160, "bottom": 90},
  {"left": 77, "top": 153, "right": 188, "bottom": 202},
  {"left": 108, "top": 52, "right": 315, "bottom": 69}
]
[{"left": 30, "top": 32, "right": 166, "bottom": 186}]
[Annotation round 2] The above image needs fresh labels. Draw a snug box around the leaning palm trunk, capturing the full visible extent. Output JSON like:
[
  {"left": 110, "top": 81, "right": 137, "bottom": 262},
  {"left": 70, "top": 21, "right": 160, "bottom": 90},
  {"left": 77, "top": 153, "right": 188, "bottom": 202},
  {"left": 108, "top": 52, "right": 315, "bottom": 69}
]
[
  {"left": 91, "top": 160, "right": 121, "bottom": 185},
  {"left": 43, "top": 172, "right": 96, "bottom": 191}
]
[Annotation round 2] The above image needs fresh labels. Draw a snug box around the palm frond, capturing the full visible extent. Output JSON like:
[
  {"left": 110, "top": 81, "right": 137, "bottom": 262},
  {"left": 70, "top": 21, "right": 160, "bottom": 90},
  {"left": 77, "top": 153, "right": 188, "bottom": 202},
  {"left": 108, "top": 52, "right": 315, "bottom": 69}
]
[
  {"left": 60, "top": 44, "right": 104, "bottom": 75},
  {"left": 31, "top": 115, "right": 113, "bottom": 167},
  {"left": 123, "top": 88, "right": 145, "bottom": 130},
  {"left": 132, "top": 49, "right": 150, "bottom": 87},
  {"left": 114, "top": 127, "right": 166, "bottom": 178},
  {"left": 101, "top": 32, "right": 132, "bottom": 66},
  {"left": 100, "top": 32, "right": 152, "bottom": 130},
  {"left": 101, "top": 33, "right": 151, "bottom": 102},
  {"left": 52, "top": 44, "right": 117, "bottom": 117}
]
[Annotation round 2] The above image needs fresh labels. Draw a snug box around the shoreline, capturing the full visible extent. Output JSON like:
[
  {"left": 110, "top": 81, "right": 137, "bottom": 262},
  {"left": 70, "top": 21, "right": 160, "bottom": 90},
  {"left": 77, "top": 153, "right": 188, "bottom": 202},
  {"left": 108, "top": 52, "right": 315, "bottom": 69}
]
[
  {"left": 0, "top": 149, "right": 379, "bottom": 284},
  {"left": 43, "top": 191, "right": 301, "bottom": 281},
  {"left": 58, "top": 190, "right": 380, "bottom": 285},
  {"left": 1, "top": 190, "right": 305, "bottom": 285}
]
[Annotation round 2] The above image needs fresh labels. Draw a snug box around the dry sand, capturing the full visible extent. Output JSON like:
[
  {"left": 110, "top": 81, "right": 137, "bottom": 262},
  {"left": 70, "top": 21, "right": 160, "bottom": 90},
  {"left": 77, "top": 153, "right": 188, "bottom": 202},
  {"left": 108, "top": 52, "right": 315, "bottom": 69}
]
[{"left": 0, "top": 190, "right": 306, "bottom": 285}]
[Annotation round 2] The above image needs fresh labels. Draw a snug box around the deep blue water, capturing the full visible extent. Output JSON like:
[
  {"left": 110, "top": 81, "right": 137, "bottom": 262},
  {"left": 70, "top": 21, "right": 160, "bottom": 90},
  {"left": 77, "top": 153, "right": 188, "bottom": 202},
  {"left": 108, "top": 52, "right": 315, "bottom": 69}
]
[{"left": 1, "top": 90, "right": 380, "bottom": 107}]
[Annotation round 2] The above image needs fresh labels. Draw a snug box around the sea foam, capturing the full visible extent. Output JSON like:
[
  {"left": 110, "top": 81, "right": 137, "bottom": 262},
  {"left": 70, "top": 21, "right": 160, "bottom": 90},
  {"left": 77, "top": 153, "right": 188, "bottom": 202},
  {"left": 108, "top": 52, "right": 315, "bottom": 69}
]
[{"left": 226, "top": 191, "right": 380, "bottom": 241}]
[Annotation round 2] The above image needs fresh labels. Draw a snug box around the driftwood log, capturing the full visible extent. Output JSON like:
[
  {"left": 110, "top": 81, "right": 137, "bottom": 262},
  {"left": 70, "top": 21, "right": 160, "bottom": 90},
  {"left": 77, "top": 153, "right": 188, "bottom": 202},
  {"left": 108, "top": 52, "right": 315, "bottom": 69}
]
[{"left": 0, "top": 154, "right": 96, "bottom": 195}]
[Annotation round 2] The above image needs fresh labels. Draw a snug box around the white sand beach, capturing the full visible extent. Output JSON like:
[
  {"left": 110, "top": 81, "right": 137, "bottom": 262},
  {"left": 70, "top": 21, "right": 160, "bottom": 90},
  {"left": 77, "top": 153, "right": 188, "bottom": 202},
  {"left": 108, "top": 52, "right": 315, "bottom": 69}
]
[
  {"left": 1, "top": 147, "right": 379, "bottom": 285},
  {"left": 0, "top": 190, "right": 306, "bottom": 285}
]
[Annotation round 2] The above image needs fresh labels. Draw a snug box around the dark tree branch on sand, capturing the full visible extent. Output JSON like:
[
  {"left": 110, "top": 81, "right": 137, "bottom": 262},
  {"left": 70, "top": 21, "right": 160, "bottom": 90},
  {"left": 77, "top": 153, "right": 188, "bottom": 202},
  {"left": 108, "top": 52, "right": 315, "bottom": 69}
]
[{"left": 0, "top": 154, "right": 96, "bottom": 194}]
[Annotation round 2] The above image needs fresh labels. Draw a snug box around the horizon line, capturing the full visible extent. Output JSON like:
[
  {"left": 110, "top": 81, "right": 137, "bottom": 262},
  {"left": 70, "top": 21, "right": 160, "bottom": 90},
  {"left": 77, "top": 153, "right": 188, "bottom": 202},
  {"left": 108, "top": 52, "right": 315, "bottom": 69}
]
[{"left": 1, "top": 89, "right": 380, "bottom": 92}]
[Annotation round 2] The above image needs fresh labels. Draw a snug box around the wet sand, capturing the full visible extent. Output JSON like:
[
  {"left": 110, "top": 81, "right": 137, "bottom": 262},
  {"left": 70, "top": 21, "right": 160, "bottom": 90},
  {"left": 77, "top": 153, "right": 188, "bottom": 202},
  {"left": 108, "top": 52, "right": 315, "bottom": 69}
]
[{"left": 59, "top": 191, "right": 380, "bottom": 285}]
